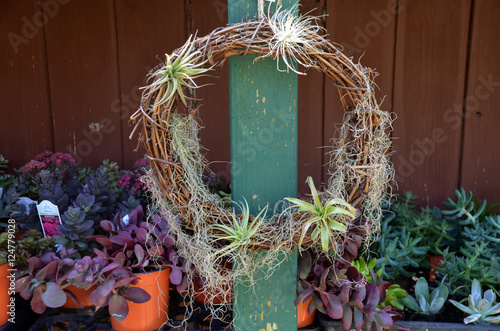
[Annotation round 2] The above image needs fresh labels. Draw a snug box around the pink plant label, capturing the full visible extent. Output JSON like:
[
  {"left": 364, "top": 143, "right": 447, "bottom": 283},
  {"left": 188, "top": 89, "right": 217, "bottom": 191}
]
[{"left": 37, "top": 200, "right": 62, "bottom": 237}]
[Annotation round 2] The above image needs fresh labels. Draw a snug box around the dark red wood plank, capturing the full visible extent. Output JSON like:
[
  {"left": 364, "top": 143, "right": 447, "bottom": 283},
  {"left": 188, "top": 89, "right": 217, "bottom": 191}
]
[
  {"left": 115, "top": 0, "right": 186, "bottom": 169},
  {"left": 191, "top": 0, "right": 231, "bottom": 185},
  {"left": 460, "top": 0, "right": 500, "bottom": 203},
  {"left": 43, "top": 0, "right": 122, "bottom": 168},
  {"left": 297, "top": 0, "right": 326, "bottom": 197},
  {"left": 0, "top": 0, "right": 53, "bottom": 169},
  {"left": 324, "top": 0, "right": 397, "bottom": 188},
  {"left": 392, "top": 0, "right": 471, "bottom": 205}
]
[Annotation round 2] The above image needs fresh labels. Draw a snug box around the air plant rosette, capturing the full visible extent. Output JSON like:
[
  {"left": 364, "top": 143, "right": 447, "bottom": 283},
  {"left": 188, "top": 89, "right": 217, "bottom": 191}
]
[{"left": 131, "top": 3, "right": 393, "bottom": 324}]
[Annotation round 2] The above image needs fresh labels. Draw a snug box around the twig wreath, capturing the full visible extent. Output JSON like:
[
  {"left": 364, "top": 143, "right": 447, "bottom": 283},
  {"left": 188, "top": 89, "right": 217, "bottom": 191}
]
[{"left": 131, "top": 5, "right": 393, "bottom": 320}]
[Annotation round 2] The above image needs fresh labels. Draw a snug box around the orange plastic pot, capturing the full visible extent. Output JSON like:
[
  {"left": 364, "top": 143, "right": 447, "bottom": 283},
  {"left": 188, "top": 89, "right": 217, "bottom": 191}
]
[
  {"left": 297, "top": 295, "right": 316, "bottom": 328},
  {"left": 63, "top": 285, "right": 96, "bottom": 309},
  {"left": 427, "top": 255, "right": 444, "bottom": 283},
  {"left": 0, "top": 264, "right": 11, "bottom": 326},
  {"left": 111, "top": 268, "right": 170, "bottom": 331}
]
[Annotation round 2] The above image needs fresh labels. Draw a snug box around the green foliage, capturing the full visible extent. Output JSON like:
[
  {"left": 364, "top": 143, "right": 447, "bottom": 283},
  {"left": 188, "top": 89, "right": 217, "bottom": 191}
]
[
  {"left": 449, "top": 279, "right": 500, "bottom": 325},
  {"left": 285, "top": 176, "right": 355, "bottom": 253},
  {"left": 401, "top": 277, "right": 449, "bottom": 315}
]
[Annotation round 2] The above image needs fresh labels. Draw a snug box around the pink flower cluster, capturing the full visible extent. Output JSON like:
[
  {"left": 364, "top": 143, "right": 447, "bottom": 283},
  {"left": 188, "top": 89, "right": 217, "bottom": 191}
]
[
  {"left": 117, "top": 171, "right": 145, "bottom": 195},
  {"left": 21, "top": 151, "right": 76, "bottom": 176},
  {"left": 133, "top": 158, "right": 150, "bottom": 170},
  {"left": 41, "top": 216, "right": 61, "bottom": 236}
]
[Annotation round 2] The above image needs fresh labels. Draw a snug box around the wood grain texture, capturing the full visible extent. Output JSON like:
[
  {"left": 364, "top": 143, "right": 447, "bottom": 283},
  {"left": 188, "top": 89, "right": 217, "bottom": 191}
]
[
  {"left": 0, "top": 0, "right": 53, "bottom": 169},
  {"left": 324, "top": 0, "right": 397, "bottom": 188},
  {"left": 297, "top": 0, "right": 326, "bottom": 197},
  {"left": 191, "top": 0, "right": 231, "bottom": 186},
  {"left": 392, "top": 0, "right": 472, "bottom": 206},
  {"left": 115, "top": 0, "right": 186, "bottom": 169},
  {"left": 460, "top": 0, "right": 500, "bottom": 203},
  {"left": 43, "top": 0, "right": 122, "bottom": 168}
]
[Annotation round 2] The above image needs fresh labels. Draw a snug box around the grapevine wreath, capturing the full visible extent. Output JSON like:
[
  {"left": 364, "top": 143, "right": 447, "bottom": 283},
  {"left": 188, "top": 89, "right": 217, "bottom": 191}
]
[{"left": 130, "top": 5, "right": 393, "bottom": 319}]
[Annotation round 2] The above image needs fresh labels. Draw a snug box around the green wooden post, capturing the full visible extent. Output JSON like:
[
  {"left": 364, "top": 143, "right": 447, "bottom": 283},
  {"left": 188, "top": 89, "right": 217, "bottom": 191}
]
[{"left": 228, "top": 1, "right": 299, "bottom": 330}]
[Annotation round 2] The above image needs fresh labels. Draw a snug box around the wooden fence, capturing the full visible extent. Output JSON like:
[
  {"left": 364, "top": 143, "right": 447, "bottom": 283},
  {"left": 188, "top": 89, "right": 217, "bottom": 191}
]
[{"left": 1, "top": 0, "right": 499, "bottom": 206}]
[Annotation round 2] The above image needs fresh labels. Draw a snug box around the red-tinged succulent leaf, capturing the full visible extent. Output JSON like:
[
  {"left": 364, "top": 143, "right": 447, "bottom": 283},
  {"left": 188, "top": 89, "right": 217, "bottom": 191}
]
[
  {"left": 345, "top": 239, "right": 358, "bottom": 258},
  {"left": 170, "top": 266, "right": 183, "bottom": 285},
  {"left": 342, "top": 304, "right": 353, "bottom": 330},
  {"left": 31, "top": 287, "right": 47, "bottom": 314},
  {"left": 115, "top": 277, "right": 138, "bottom": 288},
  {"left": 112, "top": 267, "right": 132, "bottom": 279},
  {"left": 168, "top": 248, "right": 179, "bottom": 264},
  {"left": 358, "top": 285, "right": 366, "bottom": 301},
  {"left": 90, "top": 288, "right": 109, "bottom": 308},
  {"left": 108, "top": 294, "right": 129, "bottom": 322},
  {"left": 96, "top": 237, "right": 114, "bottom": 248},
  {"left": 294, "top": 284, "right": 314, "bottom": 307},
  {"left": 101, "top": 262, "right": 120, "bottom": 274},
  {"left": 27, "top": 257, "right": 44, "bottom": 273},
  {"left": 353, "top": 307, "right": 364, "bottom": 331},
  {"left": 100, "top": 220, "right": 116, "bottom": 233},
  {"left": 136, "top": 227, "right": 148, "bottom": 244},
  {"left": 378, "top": 284, "right": 387, "bottom": 304},
  {"left": 110, "top": 235, "right": 135, "bottom": 248},
  {"left": 16, "top": 276, "right": 34, "bottom": 300},
  {"left": 125, "top": 287, "right": 151, "bottom": 304},
  {"left": 363, "top": 304, "right": 375, "bottom": 323},
  {"left": 338, "top": 282, "right": 351, "bottom": 304},
  {"left": 373, "top": 309, "right": 393, "bottom": 327},
  {"left": 134, "top": 245, "right": 145, "bottom": 262},
  {"left": 40, "top": 252, "right": 57, "bottom": 265},
  {"left": 41, "top": 282, "right": 67, "bottom": 308},
  {"left": 98, "top": 279, "right": 115, "bottom": 297},
  {"left": 313, "top": 264, "right": 324, "bottom": 277},
  {"left": 349, "top": 291, "right": 364, "bottom": 310},
  {"left": 346, "top": 266, "right": 360, "bottom": 281},
  {"left": 176, "top": 274, "right": 189, "bottom": 293},
  {"left": 148, "top": 245, "right": 165, "bottom": 257},
  {"left": 114, "top": 252, "right": 126, "bottom": 267},
  {"left": 307, "top": 297, "right": 316, "bottom": 315},
  {"left": 365, "top": 282, "right": 380, "bottom": 308},
  {"left": 36, "top": 260, "right": 59, "bottom": 281},
  {"left": 159, "top": 233, "right": 175, "bottom": 246},
  {"left": 325, "top": 292, "right": 343, "bottom": 319},
  {"left": 312, "top": 294, "right": 326, "bottom": 314}
]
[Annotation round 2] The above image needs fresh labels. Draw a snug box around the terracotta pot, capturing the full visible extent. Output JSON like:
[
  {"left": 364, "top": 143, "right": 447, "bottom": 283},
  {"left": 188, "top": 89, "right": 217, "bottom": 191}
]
[
  {"left": 0, "top": 264, "right": 11, "bottom": 326},
  {"left": 297, "top": 295, "right": 316, "bottom": 328},
  {"left": 426, "top": 256, "right": 444, "bottom": 283},
  {"left": 111, "top": 268, "right": 171, "bottom": 331},
  {"left": 193, "top": 261, "right": 232, "bottom": 305},
  {"left": 63, "top": 285, "right": 96, "bottom": 309}
]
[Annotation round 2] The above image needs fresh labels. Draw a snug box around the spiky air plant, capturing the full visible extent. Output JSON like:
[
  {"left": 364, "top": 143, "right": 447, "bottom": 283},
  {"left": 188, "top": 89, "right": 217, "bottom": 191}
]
[
  {"left": 144, "top": 35, "right": 212, "bottom": 108},
  {"left": 265, "top": 4, "right": 326, "bottom": 74}
]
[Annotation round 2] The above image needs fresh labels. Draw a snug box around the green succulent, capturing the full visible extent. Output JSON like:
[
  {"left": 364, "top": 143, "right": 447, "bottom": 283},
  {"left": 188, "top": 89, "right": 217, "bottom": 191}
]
[
  {"left": 285, "top": 176, "right": 356, "bottom": 253},
  {"left": 450, "top": 279, "right": 500, "bottom": 325},
  {"left": 401, "top": 277, "right": 449, "bottom": 315}
]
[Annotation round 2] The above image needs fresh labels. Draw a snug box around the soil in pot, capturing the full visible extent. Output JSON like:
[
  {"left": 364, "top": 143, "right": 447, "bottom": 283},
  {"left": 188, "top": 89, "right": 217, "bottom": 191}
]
[{"left": 111, "top": 268, "right": 171, "bottom": 331}]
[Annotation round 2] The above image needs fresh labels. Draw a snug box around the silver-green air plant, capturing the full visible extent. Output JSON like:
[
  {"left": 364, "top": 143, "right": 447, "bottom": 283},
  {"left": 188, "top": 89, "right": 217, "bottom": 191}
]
[
  {"left": 265, "top": 5, "right": 325, "bottom": 75},
  {"left": 209, "top": 200, "right": 268, "bottom": 260},
  {"left": 285, "top": 176, "right": 356, "bottom": 253},
  {"left": 145, "top": 35, "right": 212, "bottom": 108},
  {"left": 450, "top": 278, "right": 500, "bottom": 325}
]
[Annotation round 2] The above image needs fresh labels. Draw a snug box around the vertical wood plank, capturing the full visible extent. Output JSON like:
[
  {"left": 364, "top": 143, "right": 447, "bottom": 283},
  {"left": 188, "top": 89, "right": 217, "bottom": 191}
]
[
  {"left": 191, "top": 0, "right": 231, "bottom": 185},
  {"left": 324, "top": 0, "right": 397, "bottom": 187},
  {"left": 229, "top": 1, "right": 298, "bottom": 330},
  {"left": 460, "top": 0, "right": 500, "bottom": 203},
  {"left": 44, "top": 0, "right": 123, "bottom": 168},
  {"left": 297, "top": 0, "right": 326, "bottom": 197},
  {"left": 115, "top": 0, "right": 186, "bottom": 169},
  {"left": 0, "top": 0, "right": 53, "bottom": 169},
  {"left": 392, "top": 0, "right": 471, "bottom": 205}
]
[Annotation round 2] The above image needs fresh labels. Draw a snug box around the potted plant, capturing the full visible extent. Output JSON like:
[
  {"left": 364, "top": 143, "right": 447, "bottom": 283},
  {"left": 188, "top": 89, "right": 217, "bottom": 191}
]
[
  {"left": 400, "top": 277, "right": 449, "bottom": 321},
  {"left": 87, "top": 205, "right": 187, "bottom": 331}
]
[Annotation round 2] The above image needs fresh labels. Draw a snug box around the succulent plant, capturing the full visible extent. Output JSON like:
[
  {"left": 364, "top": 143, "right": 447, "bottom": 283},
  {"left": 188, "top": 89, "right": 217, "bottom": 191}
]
[
  {"left": 401, "top": 277, "right": 449, "bottom": 316},
  {"left": 449, "top": 279, "right": 500, "bottom": 325}
]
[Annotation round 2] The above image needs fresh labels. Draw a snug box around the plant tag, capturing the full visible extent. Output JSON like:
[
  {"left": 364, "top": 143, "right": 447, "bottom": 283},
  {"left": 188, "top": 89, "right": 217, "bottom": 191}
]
[{"left": 37, "top": 200, "right": 62, "bottom": 237}]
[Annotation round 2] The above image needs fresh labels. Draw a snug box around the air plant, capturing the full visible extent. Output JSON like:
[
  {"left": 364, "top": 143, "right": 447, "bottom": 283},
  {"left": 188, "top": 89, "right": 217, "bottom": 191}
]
[
  {"left": 285, "top": 176, "right": 356, "bottom": 253},
  {"left": 144, "top": 35, "right": 212, "bottom": 108},
  {"left": 266, "top": 4, "right": 325, "bottom": 74},
  {"left": 209, "top": 200, "right": 268, "bottom": 260}
]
